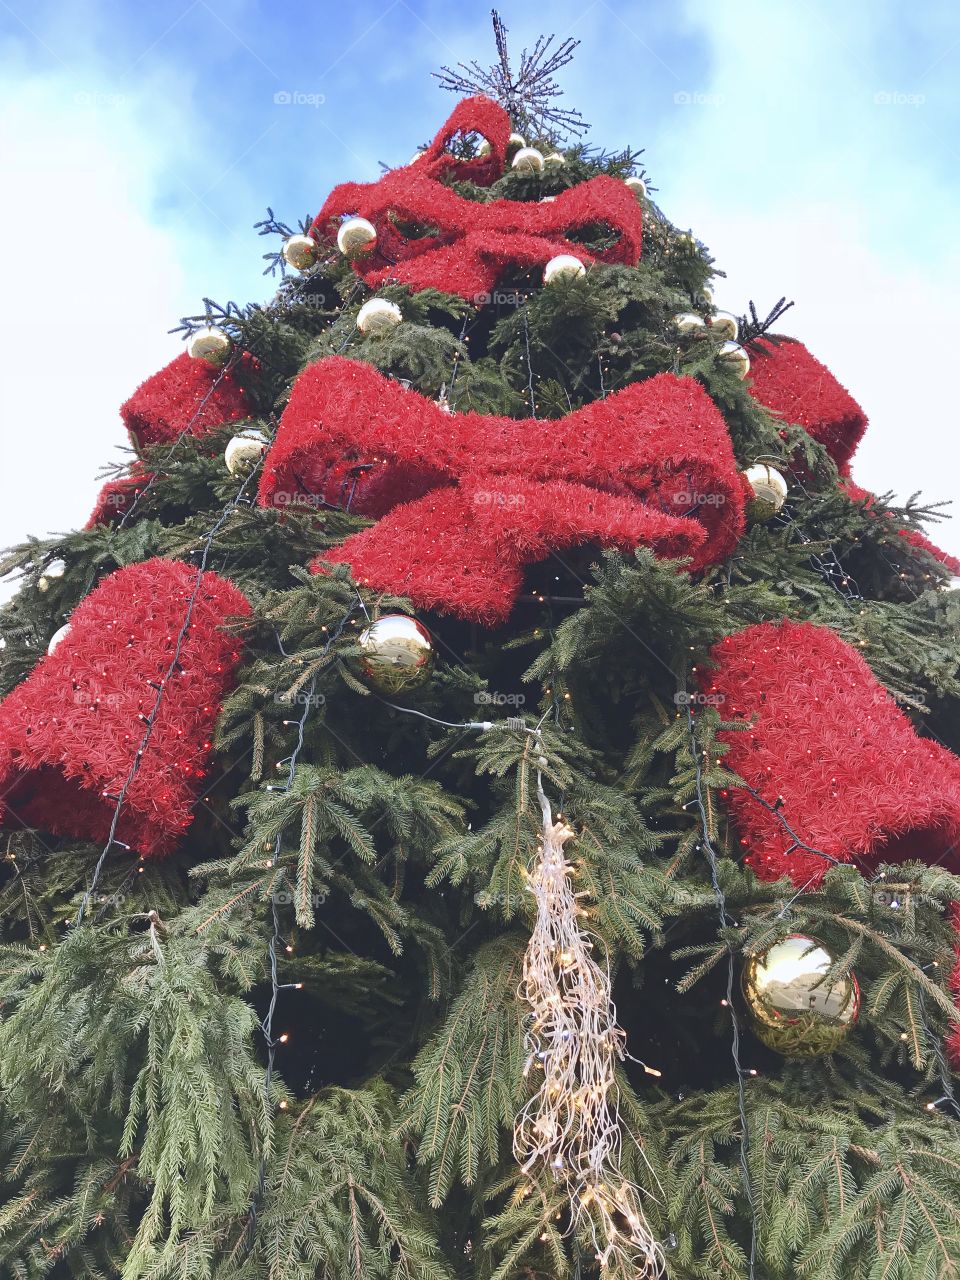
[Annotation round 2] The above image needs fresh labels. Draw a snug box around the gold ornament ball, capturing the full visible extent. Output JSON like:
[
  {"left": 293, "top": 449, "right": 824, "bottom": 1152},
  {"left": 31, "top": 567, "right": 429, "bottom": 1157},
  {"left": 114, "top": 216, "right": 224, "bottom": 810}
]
[
  {"left": 505, "top": 131, "right": 526, "bottom": 159},
  {"left": 543, "top": 254, "right": 586, "bottom": 285},
  {"left": 356, "top": 298, "right": 402, "bottom": 337},
  {"left": 224, "top": 429, "right": 269, "bottom": 477},
  {"left": 187, "top": 325, "right": 232, "bottom": 366},
  {"left": 512, "top": 146, "right": 545, "bottom": 174},
  {"left": 719, "top": 339, "right": 750, "bottom": 379},
  {"left": 47, "top": 623, "right": 72, "bottom": 656},
  {"left": 355, "top": 614, "right": 435, "bottom": 695},
  {"left": 543, "top": 151, "right": 565, "bottom": 168},
  {"left": 673, "top": 311, "right": 706, "bottom": 335},
  {"left": 742, "top": 463, "right": 789, "bottom": 521},
  {"left": 336, "top": 217, "right": 377, "bottom": 258},
  {"left": 624, "top": 175, "right": 647, "bottom": 200},
  {"left": 742, "top": 934, "right": 860, "bottom": 1057},
  {"left": 38, "top": 558, "right": 66, "bottom": 592},
  {"left": 711, "top": 311, "right": 739, "bottom": 341},
  {"left": 282, "top": 234, "right": 319, "bottom": 271}
]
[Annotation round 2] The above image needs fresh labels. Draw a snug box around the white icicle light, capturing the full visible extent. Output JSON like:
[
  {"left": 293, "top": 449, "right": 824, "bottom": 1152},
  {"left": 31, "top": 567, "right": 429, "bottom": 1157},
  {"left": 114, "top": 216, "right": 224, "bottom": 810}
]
[
  {"left": 337, "top": 217, "right": 377, "bottom": 258},
  {"left": 514, "top": 770, "right": 664, "bottom": 1280},
  {"left": 673, "top": 312, "right": 706, "bottom": 335},
  {"left": 512, "top": 146, "right": 545, "bottom": 174},
  {"left": 356, "top": 298, "right": 402, "bottom": 337},
  {"left": 719, "top": 340, "right": 751, "bottom": 378},
  {"left": 624, "top": 175, "right": 647, "bottom": 199},
  {"left": 544, "top": 255, "right": 586, "bottom": 284},
  {"left": 47, "top": 623, "right": 72, "bottom": 656},
  {"left": 187, "top": 325, "right": 231, "bottom": 366},
  {"left": 710, "top": 310, "right": 739, "bottom": 341},
  {"left": 282, "top": 234, "right": 319, "bottom": 271}
]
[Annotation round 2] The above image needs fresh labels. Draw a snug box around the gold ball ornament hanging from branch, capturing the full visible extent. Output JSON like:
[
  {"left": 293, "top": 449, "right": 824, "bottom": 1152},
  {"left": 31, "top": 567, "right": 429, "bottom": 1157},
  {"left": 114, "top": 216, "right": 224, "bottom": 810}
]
[
  {"left": 224, "top": 429, "right": 269, "bottom": 477},
  {"left": 742, "top": 934, "right": 860, "bottom": 1057},
  {"left": 354, "top": 614, "right": 435, "bottom": 696},
  {"left": 624, "top": 175, "right": 647, "bottom": 200},
  {"left": 543, "top": 254, "right": 586, "bottom": 285},
  {"left": 673, "top": 312, "right": 706, "bottom": 336},
  {"left": 38, "top": 558, "right": 66, "bottom": 593},
  {"left": 742, "top": 462, "right": 788, "bottom": 521},
  {"left": 356, "top": 298, "right": 402, "bottom": 337},
  {"left": 710, "top": 311, "right": 739, "bottom": 341},
  {"left": 187, "top": 325, "right": 232, "bottom": 366},
  {"left": 719, "top": 339, "right": 750, "bottom": 379},
  {"left": 512, "top": 146, "right": 545, "bottom": 174},
  {"left": 47, "top": 623, "right": 72, "bottom": 655},
  {"left": 543, "top": 151, "right": 565, "bottom": 168},
  {"left": 336, "top": 217, "right": 377, "bottom": 259},
  {"left": 282, "top": 234, "right": 320, "bottom": 271}
]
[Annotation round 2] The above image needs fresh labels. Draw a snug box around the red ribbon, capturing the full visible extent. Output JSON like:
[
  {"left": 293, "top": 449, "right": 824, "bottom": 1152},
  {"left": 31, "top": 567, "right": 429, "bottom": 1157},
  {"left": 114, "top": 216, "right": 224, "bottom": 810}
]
[
  {"left": 258, "top": 357, "right": 746, "bottom": 624},
  {"left": 309, "top": 97, "right": 642, "bottom": 302}
]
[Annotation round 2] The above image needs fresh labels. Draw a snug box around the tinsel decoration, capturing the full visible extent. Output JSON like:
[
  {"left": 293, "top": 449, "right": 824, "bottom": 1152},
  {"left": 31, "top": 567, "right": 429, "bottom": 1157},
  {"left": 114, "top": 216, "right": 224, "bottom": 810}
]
[
  {"left": 0, "top": 557, "right": 251, "bottom": 856},
  {"left": 120, "top": 351, "right": 256, "bottom": 449},
  {"left": 515, "top": 777, "right": 663, "bottom": 1278},
  {"left": 409, "top": 92, "right": 511, "bottom": 186},
  {"left": 258, "top": 355, "right": 746, "bottom": 624}
]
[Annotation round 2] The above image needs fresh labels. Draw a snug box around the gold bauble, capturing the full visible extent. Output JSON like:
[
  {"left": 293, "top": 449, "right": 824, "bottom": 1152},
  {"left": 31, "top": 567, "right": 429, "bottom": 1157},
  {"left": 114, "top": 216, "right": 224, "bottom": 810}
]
[
  {"left": 47, "top": 623, "right": 72, "bottom": 655},
  {"left": 224, "top": 429, "right": 269, "bottom": 477},
  {"left": 543, "top": 151, "right": 565, "bottom": 168},
  {"left": 742, "top": 934, "right": 860, "bottom": 1057},
  {"left": 673, "top": 311, "right": 706, "bottom": 335},
  {"left": 282, "top": 234, "right": 319, "bottom": 271},
  {"left": 512, "top": 146, "right": 545, "bottom": 174},
  {"left": 336, "top": 217, "right": 377, "bottom": 258},
  {"left": 38, "top": 558, "right": 66, "bottom": 592},
  {"left": 719, "top": 339, "right": 750, "bottom": 379},
  {"left": 710, "top": 310, "right": 739, "bottom": 341},
  {"left": 356, "top": 297, "right": 402, "bottom": 337},
  {"left": 742, "top": 462, "right": 788, "bottom": 521},
  {"left": 624, "top": 175, "right": 647, "bottom": 200},
  {"left": 505, "top": 131, "right": 526, "bottom": 159},
  {"left": 187, "top": 325, "right": 232, "bottom": 366},
  {"left": 543, "top": 254, "right": 586, "bottom": 284},
  {"left": 355, "top": 615, "right": 435, "bottom": 696}
]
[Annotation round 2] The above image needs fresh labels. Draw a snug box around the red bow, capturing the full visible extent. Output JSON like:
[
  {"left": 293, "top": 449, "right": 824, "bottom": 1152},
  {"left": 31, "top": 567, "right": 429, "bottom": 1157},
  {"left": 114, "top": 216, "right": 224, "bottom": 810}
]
[
  {"left": 309, "top": 97, "right": 642, "bottom": 302},
  {"left": 258, "top": 357, "right": 746, "bottom": 625}
]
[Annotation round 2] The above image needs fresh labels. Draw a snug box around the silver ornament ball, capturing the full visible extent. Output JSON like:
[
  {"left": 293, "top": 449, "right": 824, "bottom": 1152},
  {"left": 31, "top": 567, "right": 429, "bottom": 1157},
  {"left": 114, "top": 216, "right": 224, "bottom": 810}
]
[
  {"left": 356, "top": 298, "right": 403, "bottom": 337},
  {"left": 673, "top": 312, "right": 706, "bottom": 335},
  {"left": 224, "top": 429, "right": 269, "bottom": 477},
  {"left": 543, "top": 254, "right": 586, "bottom": 285},
  {"left": 47, "top": 623, "right": 72, "bottom": 656},
  {"left": 337, "top": 217, "right": 377, "bottom": 258},
  {"left": 512, "top": 146, "right": 545, "bottom": 174},
  {"left": 711, "top": 311, "right": 739, "bottom": 341},
  {"left": 719, "top": 340, "right": 751, "bottom": 379},
  {"left": 742, "top": 463, "right": 788, "bottom": 520},
  {"left": 187, "top": 325, "right": 232, "bottom": 366}
]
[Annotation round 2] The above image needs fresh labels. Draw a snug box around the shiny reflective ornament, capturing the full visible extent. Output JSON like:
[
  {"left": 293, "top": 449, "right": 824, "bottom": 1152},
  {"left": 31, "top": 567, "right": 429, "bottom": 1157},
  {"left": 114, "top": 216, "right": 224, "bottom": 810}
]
[
  {"left": 673, "top": 312, "right": 706, "bottom": 335},
  {"left": 624, "top": 175, "right": 647, "bottom": 199},
  {"left": 38, "top": 558, "right": 66, "bottom": 593},
  {"left": 187, "top": 325, "right": 232, "bottom": 366},
  {"left": 356, "top": 298, "right": 402, "bottom": 337},
  {"left": 543, "top": 254, "right": 586, "bottom": 284},
  {"left": 742, "top": 462, "right": 788, "bottom": 521},
  {"left": 742, "top": 934, "right": 860, "bottom": 1057},
  {"left": 711, "top": 310, "right": 739, "bottom": 341},
  {"left": 336, "top": 217, "right": 377, "bottom": 258},
  {"left": 505, "top": 131, "right": 526, "bottom": 158},
  {"left": 47, "top": 623, "right": 72, "bottom": 655},
  {"left": 355, "top": 614, "right": 434, "bottom": 695},
  {"left": 512, "top": 146, "right": 545, "bottom": 174},
  {"left": 543, "top": 151, "right": 565, "bottom": 168},
  {"left": 719, "top": 339, "right": 750, "bottom": 379},
  {"left": 282, "top": 233, "right": 319, "bottom": 271},
  {"left": 224, "top": 429, "right": 269, "bottom": 477}
]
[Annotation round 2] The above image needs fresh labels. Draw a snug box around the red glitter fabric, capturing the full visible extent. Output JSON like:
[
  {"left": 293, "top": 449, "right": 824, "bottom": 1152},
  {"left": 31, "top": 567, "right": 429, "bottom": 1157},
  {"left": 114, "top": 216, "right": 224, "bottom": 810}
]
[
  {"left": 412, "top": 94, "right": 511, "bottom": 186},
  {"left": 746, "top": 337, "right": 867, "bottom": 470},
  {"left": 702, "top": 619, "right": 960, "bottom": 888},
  {"left": 120, "top": 352, "right": 255, "bottom": 449},
  {"left": 309, "top": 166, "right": 641, "bottom": 302},
  {"left": 258, "top": 355, "right": 746, "bottom": 625},
  {"left": 0, "top": 558, "right": 251, "bottom": 856},
  {"left": 86, "top": 465, "right": 154, "bottom": 528},
  {"left": 842, "top": 478, "right": 960, "bottom": 576}
]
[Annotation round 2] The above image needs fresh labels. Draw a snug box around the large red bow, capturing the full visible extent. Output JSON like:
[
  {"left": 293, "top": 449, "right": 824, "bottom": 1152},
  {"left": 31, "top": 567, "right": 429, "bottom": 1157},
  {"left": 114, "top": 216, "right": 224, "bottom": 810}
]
[
  {"left": 309, "top": 97, "right": 642, "bottom": 302},
  {"left": 258, "top": 357, "right": 746, "bottom": 624}
]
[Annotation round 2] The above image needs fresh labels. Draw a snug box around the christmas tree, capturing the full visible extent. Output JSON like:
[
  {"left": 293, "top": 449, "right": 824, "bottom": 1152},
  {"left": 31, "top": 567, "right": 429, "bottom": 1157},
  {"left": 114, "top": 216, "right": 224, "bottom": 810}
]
[{"left": 4, "top": 17, "right": 960, "bottom": 1280}]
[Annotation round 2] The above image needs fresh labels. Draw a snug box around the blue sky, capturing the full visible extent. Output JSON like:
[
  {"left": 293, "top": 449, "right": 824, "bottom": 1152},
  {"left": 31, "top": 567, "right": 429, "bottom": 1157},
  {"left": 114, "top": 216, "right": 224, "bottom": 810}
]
[{"left": 2, "top": 0, "right": 959, "bottom": 565}]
